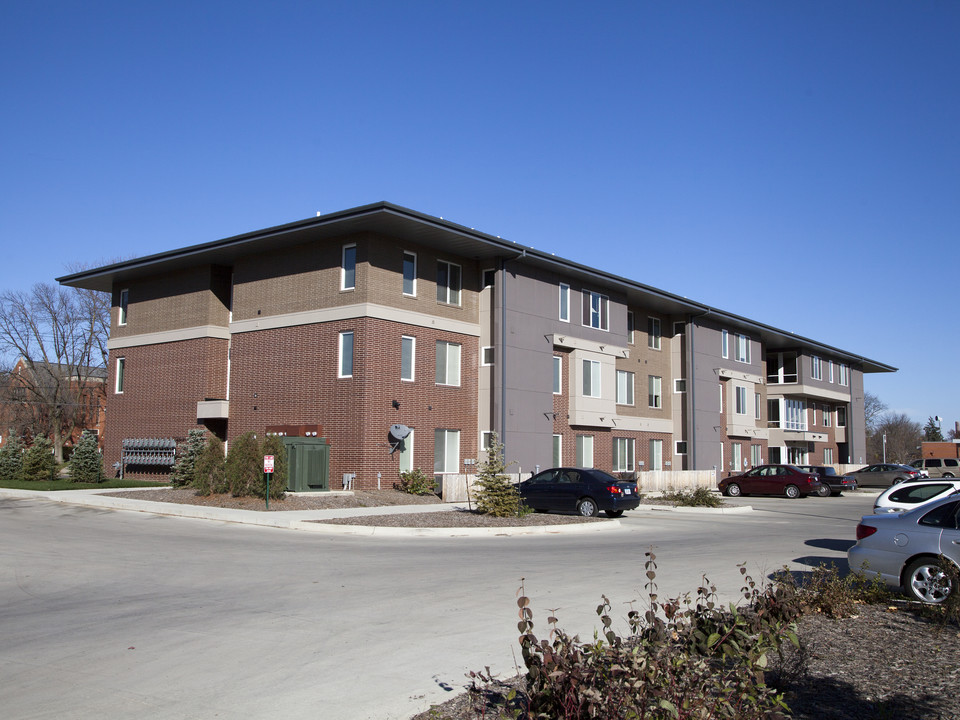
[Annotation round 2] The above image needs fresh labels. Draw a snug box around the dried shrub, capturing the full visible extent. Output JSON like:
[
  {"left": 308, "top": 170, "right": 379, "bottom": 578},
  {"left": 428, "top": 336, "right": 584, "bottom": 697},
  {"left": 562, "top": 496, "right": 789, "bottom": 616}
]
[{"left": 397, "top": 468, "right": 435, "bottom": 495}]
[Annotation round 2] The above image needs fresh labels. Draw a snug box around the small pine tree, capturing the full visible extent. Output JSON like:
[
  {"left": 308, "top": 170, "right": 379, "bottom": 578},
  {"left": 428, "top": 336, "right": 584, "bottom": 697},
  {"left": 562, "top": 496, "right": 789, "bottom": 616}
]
[
  {"left": 21, "top": 436, "right": 56, "bottom": 482},
  {"left": 225, "top": 432, "right": 262, "bottom": 497},
  {"left": 0, "top": 436, "right": 25, "bottom": 483},
  {"left": 68, "top": 430, "right": 103, "bottom": 483},
  {"left": 193, "top": 436, "right": 226, "bottom": 496},
  {"left": 256, "top": 435, "right": 289, "bottom": 500},
  {"left": 171, "top": 429, "right": 206, "bottom": 487},
  {"left": 473, "top": 432, "right": 528, "bottom": 517}
]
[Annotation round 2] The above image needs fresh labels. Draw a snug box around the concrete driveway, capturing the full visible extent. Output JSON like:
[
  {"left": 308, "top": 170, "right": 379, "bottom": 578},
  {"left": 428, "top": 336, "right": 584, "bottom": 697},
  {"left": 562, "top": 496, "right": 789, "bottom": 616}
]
[{"left": 0, "top": 492, "right": 876, "bottom": 719}]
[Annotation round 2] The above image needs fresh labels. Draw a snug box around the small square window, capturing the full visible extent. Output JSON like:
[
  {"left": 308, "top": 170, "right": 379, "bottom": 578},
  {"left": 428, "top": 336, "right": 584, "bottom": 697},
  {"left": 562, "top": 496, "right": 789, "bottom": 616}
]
[{"left": 481, "top": 346, "right": 494, "bottom": 366}]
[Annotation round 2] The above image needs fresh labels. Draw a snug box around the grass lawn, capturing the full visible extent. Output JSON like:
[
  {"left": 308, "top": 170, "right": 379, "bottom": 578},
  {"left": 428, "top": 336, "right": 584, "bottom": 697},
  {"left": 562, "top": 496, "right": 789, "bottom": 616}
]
[{"left": 0, "top": 477, "right": 166, "bottom": 491}]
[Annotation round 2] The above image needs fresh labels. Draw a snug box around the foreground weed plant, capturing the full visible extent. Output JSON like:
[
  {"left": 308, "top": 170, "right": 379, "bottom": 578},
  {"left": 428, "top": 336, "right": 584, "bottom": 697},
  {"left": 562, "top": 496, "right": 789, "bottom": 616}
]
[{"left": 660, "top": 486, "right": 725, "bottom": 507}]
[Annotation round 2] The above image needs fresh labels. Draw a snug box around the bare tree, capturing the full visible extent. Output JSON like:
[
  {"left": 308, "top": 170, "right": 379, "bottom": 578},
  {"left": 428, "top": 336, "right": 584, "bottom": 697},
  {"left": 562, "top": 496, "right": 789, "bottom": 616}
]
[
  {"left": 867, "top": 413, "right": 922, "bottom": 464},
  {"left": 0, "top": 282, "right": 109, "bottom": 462},
  {"left": 863, "top": 391, "right": 887, "bottom": 434}
]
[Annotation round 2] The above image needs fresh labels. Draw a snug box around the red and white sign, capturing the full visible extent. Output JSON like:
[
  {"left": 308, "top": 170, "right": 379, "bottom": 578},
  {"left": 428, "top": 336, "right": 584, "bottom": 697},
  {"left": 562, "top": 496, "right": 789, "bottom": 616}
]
[{"left": 263, "top": 455, "right": 275, "bottom": 474}]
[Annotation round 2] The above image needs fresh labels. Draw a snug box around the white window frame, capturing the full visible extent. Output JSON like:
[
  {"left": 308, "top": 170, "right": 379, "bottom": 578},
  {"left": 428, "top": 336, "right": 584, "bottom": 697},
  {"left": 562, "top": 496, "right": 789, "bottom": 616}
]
[
  {"left": 612, "top": 437, "right": 635, "bottom": 472},
  {"left": 338, "top": 331, "right": 354, "bottom": 378},
  {"left": 436, "top": 260, "right": 461, "bottom": 305},
  {"left": 647, "top": 317, "right": 661, "bottom": 350},
  {"left": 755, "top": 392, "right": 762, "bottom": 420},
  {"left": 553, "top": 355, "right": 562, "bottom": 394},
  {"left": 341, "top": 244, "right": 356, "bottom": 291},
  {"left": 434, "top": 429, "right": 460, "bottom": 474},
  {"left": 627, "top": 311, "right": 635, "bottom": 344},
  {"left": 115, "top": 357, "right": 125, "bottom": 394},
  {"left": 735, "top": 386, "right": 748, "bottom": 415},
  {"left": 402, "top": 251, "right": 417, "bottom": 297},
  {"left": 481, "top": 346, "right": 494, "bottom": 366},
  {"left": 576, "top": 435, "right": 594, "bottom": 468},
  {"left": 751, "top": 444, "right": 763, "bottom": 467},
  {"left": 398, "top": 429, "right": 414, "bottom": 474},
  {"left": 552, "top": 434, "right": 562, "bottom": 467},
  {"left": 435, "top": 341, "right": 461, "bottom": 386},
  {"left": 839, "top": 363, "right": 849, "bottom": 386},
  {"left": 674, "top": 378, "right": 687, "bottom": 393},
  {"left": 675, "top": 441, "right": 688, "bottom": 455},
  {"left": 118, "top": 288, "right": 129, "bottom": 326},
  {"left": 480, "top": 430, "right": 494, "bottom": 451},
  {"left": 721, "top": 329, "right": 729, "bottom": 358},
  {"left": 736, "top": 334, "right": 751, "bottom": 363},
  {"left": 828, "top": 360, "right": 835, "bottom": 383},
  {"left": 401, "top": 336, "right": 415, "bottom": 382},
  {"left": 559, "top": 283, "right": 570, "bottom": 322},
  {"left": 732, "top": 442, "right": 742, "bottom": 472},
  {"left": 648, "top": 375, "right": 662, "bottom": 409},
  {"left": 824, "top": 447, "right": 834, "bottom": 465},
  {"left": 581, "top": 290, "right": 609, "bottom": 331},
  {"left": 823, "top": 405, "right": 832, "bottom": 427},
  {"left": 812, "top": 355, "right": 822, "bottom": 380},
  {"left": 616, "top": 370, "right": 634, "bottom": 406},
  {"left": 582, "top": 359, "right": 601, "bottom": 398},
  {"left": 649, "top": 438, "right": 663, "bottom": 471}
]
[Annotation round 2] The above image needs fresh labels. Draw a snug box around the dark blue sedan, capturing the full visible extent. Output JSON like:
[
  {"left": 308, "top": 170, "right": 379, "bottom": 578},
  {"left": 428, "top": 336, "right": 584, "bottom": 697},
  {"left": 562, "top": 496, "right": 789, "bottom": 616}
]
[{"left": 519, "top": 467, "right": 641, "bottom": 518}]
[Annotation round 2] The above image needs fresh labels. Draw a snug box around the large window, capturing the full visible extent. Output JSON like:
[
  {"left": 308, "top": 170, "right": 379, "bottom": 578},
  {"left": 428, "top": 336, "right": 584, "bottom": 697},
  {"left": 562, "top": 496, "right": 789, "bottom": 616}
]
[
  {"left": 784, "top": 398, "right": 806, "bottom": 431},
  {"left": 616, "top": 370, "right": 634, "bottom": 405},
  {"left": 341, "top": 244, "right": 356, "bottom": 291},
  {"left": 648, "top": 317, "right": 661, "bottom": 350},
  {"left": 434, "top": 429, "right": 460, "bottom": 474},
  {"left": 559, "top": 283, "right": 570, "bottom": 322},
  {"left": 649, "top": 439, "right": 663, "bottom": 471},
  {"left": 553, "top": 356, "right": 562, "bottom": 394},
  {"left": 576, "top": 435, "right": 594, "bottom": 468},
  {"left": 736, "top": 334, "right": 751, "bottom": 363},
  {"left": 582, "top": 290, "right": 609, "bottom": 331},
  {"left": 403, "top": 251, "right": 417, "bottom": 296},
  {"left": 767, "top": 352, "right": 799, "bottom": 384},
  {"left": 582, "top": 359, "right": 601, "bottom": 398},
  {"left": 648, "top": 375, "right": 662, "bottom": 409},
  {"left": 115, "top": 357, "right": 125, "bottom": 394},
  {"left": 437, "top": 261, "right": 461, "bottom": 305},
  {"left": 613, "top": 437, "right": 635, "bottom": 472},
  {"left": 338, "top": 331, "right": 354, "bottom": 378},
  {"left": 401, "top": 336, "right": 415, "bottom": 381},
  {"left": 119, "top": 289, "right": 129, "bottom": 326},
  {"left": 436, "top": 341, "right": 461, "bottom": 386},
  {"left": 735, "top": 386, "right": 748, "bottom": 415}
]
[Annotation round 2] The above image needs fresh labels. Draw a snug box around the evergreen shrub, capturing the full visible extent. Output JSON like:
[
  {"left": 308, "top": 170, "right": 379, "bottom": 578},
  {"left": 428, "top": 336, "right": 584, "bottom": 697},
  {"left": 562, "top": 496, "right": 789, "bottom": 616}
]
[{"left": 68, "top": 430, "right": 103, "bottom": 483}]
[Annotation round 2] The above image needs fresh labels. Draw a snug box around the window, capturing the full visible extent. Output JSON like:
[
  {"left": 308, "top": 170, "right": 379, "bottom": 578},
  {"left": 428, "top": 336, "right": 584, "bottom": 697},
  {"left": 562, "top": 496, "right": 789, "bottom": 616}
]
[
  {"left": 829, "top": 360, "right": 835, "bottom": 383},
  {"left": 824, "top": 447, "right": 834, "bottom": 465},
  {"left": 627, "top": 311, "right": 635, "bottom": 344},
  {"left": 480, "top": 431, "right": 494, "bottom": 451},
  {"left": 582, "top": 359, "right": 601, "bottom": 398},
  {"left": 481, "top": 347, "right": 494, "bottom": 366},
  {"left": 767, "top": 352, "right": 799, "bottom": 384},
  {"left": 648, "top": 375, "right": 662, "bottom": 409},
  {"left": 582, "top": 290, "right": 609, "bottom": 331},
  {"left": 119, "top": 289, "right": 129, "bottom": 326},
  {"left": 673, "top": 321, "right": 685, "bottom": 336},
  {"left": 559, "top": 283, "right": 570, "bottom": 322},
  {"left": 721, "top": 329, "right": 729, "bottom": 358},
  {"left": 755, "top": 393, "right": 762, "bottom": 420},
  {"left": 616, "top": 370, "right": 634, "bottom": 405},
  {"left": 768, "top": 399, "right": 780, "bottom": 428},
  {"left": 576, "top": 435, "right": 594, "bottom": 468},
  {"left": 553, "top": 356, "right": 562, "bottom": 394},
  {"left": 649, "top": 439, "right": 663, "bottom": 471},
  {"left": 338, "top": 331, "right": 354, "bottom": 378},
  {"left": 751, "top": 445, "right": 763, "bottom": 467},
  {"left": 437, "top": 260, "right": 461, "bottom": 305},
  {"left": 481, "top": 268, "right": 496, "bottom": 288},
  {"left": 735, "top": 386, "right": 747, "bottom": 415},
  {"left": 398, "top": 429, "right": 414, "bottom": 473},
  {"left": 824, "top": 406, "right": 832, "bottom": 427},
  {"left": 648, "top": 317, "right": 661, "bottom": 350},
  {"left": 837, "top": 406, "right": 847, "bottom": 427},
  {"left": 675, "top": 441, "right": 688, "bottom": 455},
  {"left": 115, "top": 357, "right": 125, "bottom": 394},
  {"left": 436, "top": 341, "right": 461, "bottom": 386},
  {"left": 552, "top": 435, "right": 562, "bottom": 466},
  {"left": 674, "top": 378, "right": 686, "bottom": 393},
  {"left": 736, "top": 334, "right": 751, "bottom": 363},
  {"left": 613, "top": 437, "right": 635, "bottom": 472},
  {"left": 434, "top": 429, "right": 460, "bottom": 473},
  {"left": 784, "top": 398, "right": 806, "bottom": 431},
  {"left": 732, "top": 442, "right": 742, "bottom": 472},
  {"left": 401, "top": 336, "right": 415, "bottom": 381},
  {"left": 812, "top": 356, "right": 822, "bottom": 380},
  {"left": 838, "top": 363, "right": 849, "bottom": 386},
  {"left": 341, "top": 244, "right": 356, "bottom": 291},
  {"left": 402, "top": 251, "right": 417, "bottom": 296}
]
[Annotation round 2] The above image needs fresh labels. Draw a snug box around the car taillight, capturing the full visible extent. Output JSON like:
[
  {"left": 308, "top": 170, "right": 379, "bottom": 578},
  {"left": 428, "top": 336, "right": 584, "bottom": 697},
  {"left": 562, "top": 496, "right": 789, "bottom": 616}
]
[
  {"left": 606, "top": 485, "right": 622, "bottom": 495},
  {"left": 856, "top": 523, "right": 878, "bottom": 540}
]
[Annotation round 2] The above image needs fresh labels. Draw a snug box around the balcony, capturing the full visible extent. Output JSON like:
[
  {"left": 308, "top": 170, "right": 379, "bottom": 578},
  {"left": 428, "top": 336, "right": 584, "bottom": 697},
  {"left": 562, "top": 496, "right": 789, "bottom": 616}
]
[{"left": 197, "top": 399, "right": 229, "bottom": 420}]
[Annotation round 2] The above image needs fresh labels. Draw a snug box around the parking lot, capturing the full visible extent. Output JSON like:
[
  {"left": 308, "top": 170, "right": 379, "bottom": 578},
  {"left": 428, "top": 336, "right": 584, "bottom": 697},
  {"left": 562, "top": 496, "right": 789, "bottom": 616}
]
[{"left": 0, "top": 491, "right": 877, "bottom": 719}]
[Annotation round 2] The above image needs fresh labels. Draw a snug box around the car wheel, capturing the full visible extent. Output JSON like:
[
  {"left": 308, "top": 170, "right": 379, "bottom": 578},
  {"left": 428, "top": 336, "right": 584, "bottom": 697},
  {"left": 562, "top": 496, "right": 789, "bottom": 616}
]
[
  {"left": 605, "top": 509, "right": 624, "bottom": 518},
  {"left": 724, "top": 483, "right": 742, "bottom": 497},
  {"left": 816, "top": 484, "right": 832, "bottom": 498},
  {"left": 904, "top": 557, "right": 953, "bottom": 603},
  {"left": 892, "top": 477, "right": 906, "bottom": 485},
  {"left": 784, "top": 484, "right": 800, "bottom": 499},
  {"left": 576, "top": 498, "right": 599, "bottom": 517},
  {"left": 944, "top": 473, "right": 955, "bottom": 478}
]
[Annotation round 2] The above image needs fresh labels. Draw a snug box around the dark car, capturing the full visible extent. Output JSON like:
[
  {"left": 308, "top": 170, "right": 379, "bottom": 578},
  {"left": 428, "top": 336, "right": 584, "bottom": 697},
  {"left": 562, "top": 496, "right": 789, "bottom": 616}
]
[
  {"left": 795, "top": 465, "right": 858, "bottom": 497},
  {"left": 844, "top": 463, "right": 923, "bottom": 488},
  {"left": 519, "top": 467, "right": 640, "bottom": 517},
  {"left": 718, "top": 464, "right": 822, "bottom": 499}
]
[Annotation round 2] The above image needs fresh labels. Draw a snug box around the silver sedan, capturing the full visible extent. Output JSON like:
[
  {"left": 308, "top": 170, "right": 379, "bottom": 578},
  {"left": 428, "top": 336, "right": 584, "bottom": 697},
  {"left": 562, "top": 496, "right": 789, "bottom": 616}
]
[{"left": 848, "top": 495, "right": 960, "bottom": 603}]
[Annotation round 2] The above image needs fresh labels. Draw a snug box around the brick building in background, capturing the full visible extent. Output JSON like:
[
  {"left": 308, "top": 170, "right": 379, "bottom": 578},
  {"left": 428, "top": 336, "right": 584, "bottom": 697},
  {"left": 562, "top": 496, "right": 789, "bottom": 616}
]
[{"left": 58, "top": 203, "right": 895, "bottom": 488}]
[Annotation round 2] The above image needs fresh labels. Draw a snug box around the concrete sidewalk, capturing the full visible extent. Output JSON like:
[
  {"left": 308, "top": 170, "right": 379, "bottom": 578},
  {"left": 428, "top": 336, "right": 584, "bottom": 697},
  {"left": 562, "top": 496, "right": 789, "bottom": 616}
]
[{"left": 0, "top": 486, "right": 752, "bottom": 536}]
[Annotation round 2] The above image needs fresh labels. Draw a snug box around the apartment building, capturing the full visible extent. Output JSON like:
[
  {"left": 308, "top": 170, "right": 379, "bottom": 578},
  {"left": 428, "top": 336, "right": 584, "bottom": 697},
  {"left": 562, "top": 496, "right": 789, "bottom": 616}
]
[{"left": 58, "top": 202, "right": 894, "bottom": 487}]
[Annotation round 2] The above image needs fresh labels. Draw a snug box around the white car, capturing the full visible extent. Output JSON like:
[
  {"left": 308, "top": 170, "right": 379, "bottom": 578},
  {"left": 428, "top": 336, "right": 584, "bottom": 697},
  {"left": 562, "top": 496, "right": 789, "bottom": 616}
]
[{"left": 873, "top": 479, "right": 960, "bottom": 514}]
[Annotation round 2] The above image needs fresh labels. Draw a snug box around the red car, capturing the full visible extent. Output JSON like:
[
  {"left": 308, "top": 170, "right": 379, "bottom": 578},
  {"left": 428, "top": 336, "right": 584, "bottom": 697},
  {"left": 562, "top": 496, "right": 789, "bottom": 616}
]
[{"left": 718, "top": 464, "right": 822, "bottom": 499}]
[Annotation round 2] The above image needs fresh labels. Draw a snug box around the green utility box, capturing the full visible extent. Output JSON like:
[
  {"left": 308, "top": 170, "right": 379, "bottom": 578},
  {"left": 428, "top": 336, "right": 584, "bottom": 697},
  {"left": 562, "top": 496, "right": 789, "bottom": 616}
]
[{"left": 281, "top": 437, "right": 330, "bottom": 492}]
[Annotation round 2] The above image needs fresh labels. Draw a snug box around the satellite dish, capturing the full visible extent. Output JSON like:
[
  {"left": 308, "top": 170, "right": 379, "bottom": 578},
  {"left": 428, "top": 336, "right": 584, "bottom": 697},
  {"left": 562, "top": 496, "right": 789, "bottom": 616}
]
[
  {"left": 387, "top": 424, "right": 412, "bottom": 455},
  {"left": 389, "top": 424, "right": 411, "bottom": 440}
]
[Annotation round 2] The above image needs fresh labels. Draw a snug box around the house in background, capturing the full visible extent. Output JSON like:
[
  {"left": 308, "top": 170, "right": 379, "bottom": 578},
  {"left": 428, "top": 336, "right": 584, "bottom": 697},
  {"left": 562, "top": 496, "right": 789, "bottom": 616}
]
[{"left": 57, "top": 202, "right": 895, "bottom": 489}]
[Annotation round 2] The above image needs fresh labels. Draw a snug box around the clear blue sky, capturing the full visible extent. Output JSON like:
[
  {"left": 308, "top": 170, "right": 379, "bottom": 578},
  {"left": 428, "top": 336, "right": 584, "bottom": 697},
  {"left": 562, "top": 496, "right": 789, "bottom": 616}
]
[{"left": 2, "top": 1, "right": 957, "bottom": 429}]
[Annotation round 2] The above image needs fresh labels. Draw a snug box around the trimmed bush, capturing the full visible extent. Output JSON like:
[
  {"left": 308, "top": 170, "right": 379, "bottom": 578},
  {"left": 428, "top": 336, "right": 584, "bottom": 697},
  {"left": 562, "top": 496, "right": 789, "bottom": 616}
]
[
  {"left": 0, "top": 436, "right": 25, "bottom": 483},
  {"left": 68, "top": 430, "right": 103, "bottom": 483},
  {"left": 225, "top": 432, "right": 262, "bottom": 497},
  {"left": 170, "top": 429, "right": 206, "bottom": 487},
  {"left": 21, "top": 437, "right": 56, "bottom": 482},
  {"left": 193, "top": 437, "right": 226, "bottom": 496}
]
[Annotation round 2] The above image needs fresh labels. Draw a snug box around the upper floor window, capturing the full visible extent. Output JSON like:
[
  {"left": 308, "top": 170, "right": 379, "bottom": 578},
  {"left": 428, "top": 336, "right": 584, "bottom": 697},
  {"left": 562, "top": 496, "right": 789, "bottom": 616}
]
[
  {"left": 812, "top": 355, "right": 822, "bottom": 380},
  {"left": 674, "top": 378, "right": 686, "bottom": 393},
  {"left": 403, "top": 251, "right": 417, "bottom": 296},
  {"left": 627, "top": 311, "right": 635, "bottom": 344},
  {"left": 735, "top": 386, "right": 748, "bottom": 415},
  {"left": 582, "top": 359, "right": 601, "bottom": 398},
  {"left": 341, "top": 244, "right": 356, "bottom": 291},
  {"left": 616, "top": 370, "right": 634, "bottom": 405},
  {"left": 401, "top": 336, "right": 415, "bottom": 381},
  {"left": 553, "top": 356, "right": 562, "bottom": 394},
  {"left": 119, "top": 289, "right": 129, "bottom": 326},
  {"left": 437, "top": 261, "right": 461, "bottom": 305},
  {"left": 721, "top": 329, "right": 729, "bottom": 358},
  {"left": 767, "top": 352, "right": 798, "bottom": 384},
  {"left": 838, "top": 363, "right": 849, "bottom": 386},
  {"left": 648, "top": 317, "right": 661, "bottom": 350},
  {"left": 115, "top": 357, "right": 125, "bottom": 394},
  {"left": 582, "top": 290, "right": 609, "bottom": 331},
  {"left": 436, "top": 341, "right": 461, "bottom": 386},
  {"left": 338, "top": 331, "right": 354, "bottom": 378},
  {"left": 837, "top": 406, "right": 847, "bottom": 427},
  {"left": 736, "top": 334, "right": 751, "bottom": 363},
  {"left": 648, "top": 375, "right": 662, "bottom": 409},
  {"left": 559, "top": 283, "right": 570, "bottom": 322},
  {"left": 829, "top": 360, "right": 835, "bottom": 383},
  {"left": 481, "top": 346, "right": 494, "bottom": 366},
  {"left": 481, "top": 269, "right": 496, "bottom": 288},
  {"left": 673, "top": 321, "right": 685, "bottom": 336}
]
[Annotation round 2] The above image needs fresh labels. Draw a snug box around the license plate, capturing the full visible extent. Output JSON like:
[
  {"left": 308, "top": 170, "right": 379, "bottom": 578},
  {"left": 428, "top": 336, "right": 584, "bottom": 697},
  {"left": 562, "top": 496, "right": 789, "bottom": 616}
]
[{"left": 623, "top": 488, "right": 632, "bottom": 495}]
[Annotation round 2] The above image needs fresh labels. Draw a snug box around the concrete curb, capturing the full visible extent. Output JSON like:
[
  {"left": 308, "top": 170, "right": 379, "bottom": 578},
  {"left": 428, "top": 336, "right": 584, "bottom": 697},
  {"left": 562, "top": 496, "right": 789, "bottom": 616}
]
[{"left": 291, "top": 518, "right": 622, "bottom": 536}]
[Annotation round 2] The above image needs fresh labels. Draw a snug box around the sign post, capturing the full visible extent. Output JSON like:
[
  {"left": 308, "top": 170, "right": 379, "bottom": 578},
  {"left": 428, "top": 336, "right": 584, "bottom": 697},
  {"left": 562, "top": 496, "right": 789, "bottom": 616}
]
[{"left": 263, "top": 455, "right": 275, "bottom": 510}]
